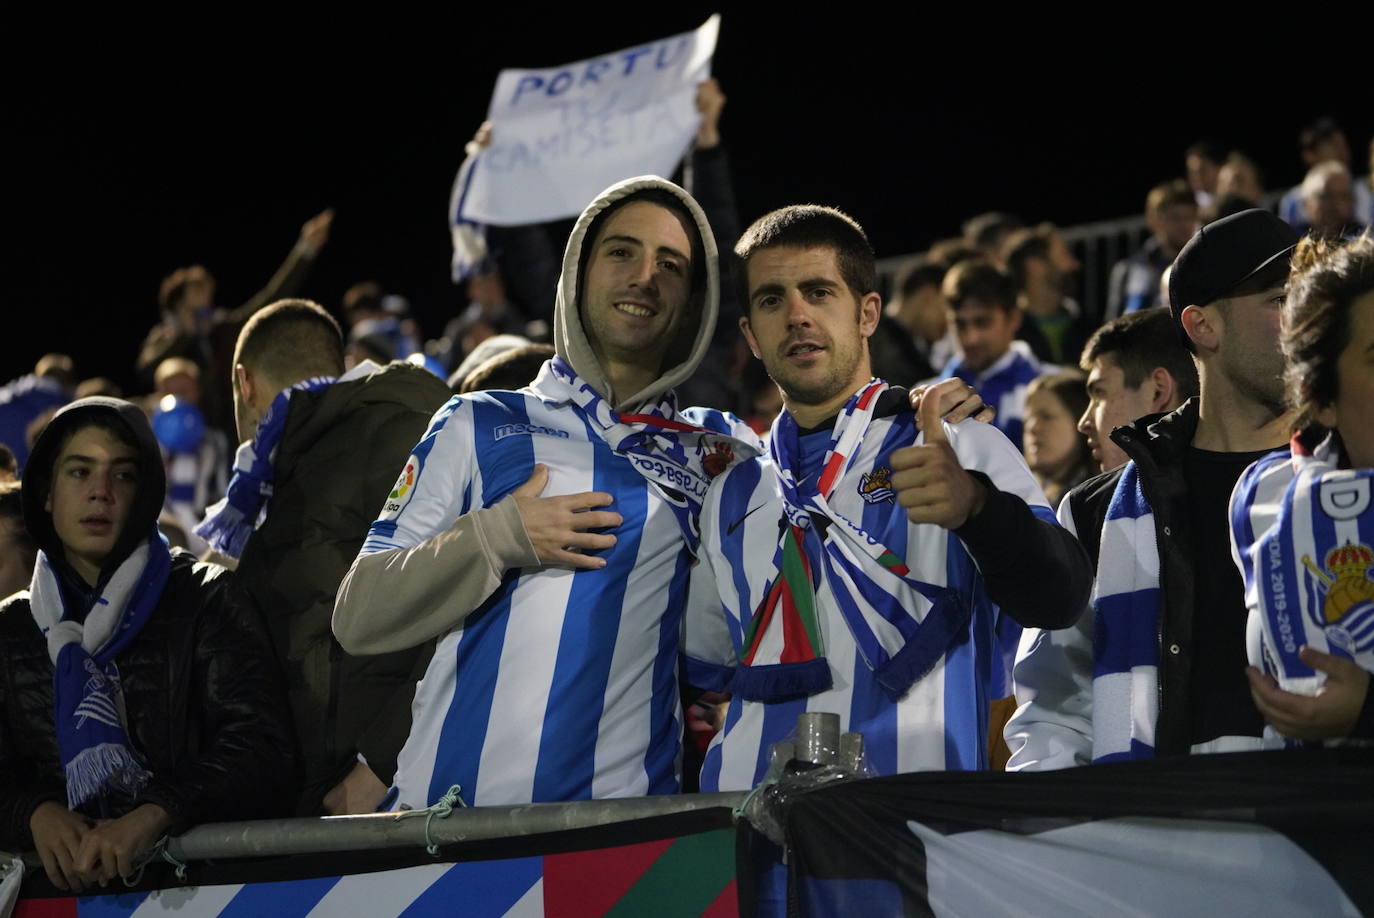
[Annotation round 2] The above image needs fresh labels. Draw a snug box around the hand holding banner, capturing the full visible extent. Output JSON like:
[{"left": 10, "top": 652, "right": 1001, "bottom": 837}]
[{"left": 455, "top": 16, "right": 720, "bottom": 228}]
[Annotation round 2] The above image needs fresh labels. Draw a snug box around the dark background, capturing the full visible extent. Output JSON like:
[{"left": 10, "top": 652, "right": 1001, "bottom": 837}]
[{"left": 9, "top": 14, "right": 1370, "bottom": 392}]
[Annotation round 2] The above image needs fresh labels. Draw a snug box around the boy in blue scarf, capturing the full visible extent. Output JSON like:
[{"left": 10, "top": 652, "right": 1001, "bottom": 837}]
[{"left": 0, "top": 398, "right": 293, "bottom": 891}]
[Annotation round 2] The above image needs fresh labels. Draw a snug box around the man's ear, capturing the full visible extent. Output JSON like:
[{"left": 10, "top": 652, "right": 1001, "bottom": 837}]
[
  {"left": 859, "top": 293, "right": 881, "bottom": 338},
  {"left": 739, "top": 316, "right": 761, "bottom": 360},
  {"left": 1180, "top": 304, "right": 1220, "bottom": 353},
  {"left": 235, "top": 364, "right": 254, "bottom": 407},
  {"left": 1149, "top": 367, "right": 1178, "bottom": 412},
  {"left": 1008, "top": 305, "right": 1024, "bottom": 335}
]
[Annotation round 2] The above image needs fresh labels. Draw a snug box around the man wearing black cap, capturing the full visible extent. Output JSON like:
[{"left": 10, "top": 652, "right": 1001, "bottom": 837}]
[
  {"left": 0, "top": 398, "right": 292, "bottom": 890},
  {"left": 1006, "top": 209, "right": 1301, "bottom": 769}
]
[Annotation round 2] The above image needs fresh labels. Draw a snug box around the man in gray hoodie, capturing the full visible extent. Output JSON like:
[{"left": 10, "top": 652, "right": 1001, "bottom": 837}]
[{"left": 333, "top": 177, "right": 761, "bottom": 809}]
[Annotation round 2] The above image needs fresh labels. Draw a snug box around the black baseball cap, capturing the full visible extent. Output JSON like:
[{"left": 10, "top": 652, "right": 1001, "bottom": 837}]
[{"left": 1169, "top": 208, "right": 1299, "bottom": 333}]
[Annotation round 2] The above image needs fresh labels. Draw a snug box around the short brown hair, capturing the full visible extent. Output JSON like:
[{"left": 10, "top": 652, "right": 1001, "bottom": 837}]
[
  {"left": 1146, "top": 179, "right": 1196, "bottom": 216},
  {"left": 235, "top": 299, "right": 344, "bottom": 386},
  {"left": 942, "top": 259, "right": 1016, "bottom": 313},
  {"left": 734, "top": 205, "right": 875, "bottom": 311}
]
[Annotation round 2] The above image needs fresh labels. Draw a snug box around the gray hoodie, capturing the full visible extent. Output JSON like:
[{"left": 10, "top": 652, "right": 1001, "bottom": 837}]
[{"left": 553, "top": 174, "right": 720, "bottom": 409}]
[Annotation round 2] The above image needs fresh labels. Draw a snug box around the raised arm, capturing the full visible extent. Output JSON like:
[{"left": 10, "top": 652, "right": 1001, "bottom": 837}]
[{"left": 226, "top": 209, "right": 334, "bottom": 325}]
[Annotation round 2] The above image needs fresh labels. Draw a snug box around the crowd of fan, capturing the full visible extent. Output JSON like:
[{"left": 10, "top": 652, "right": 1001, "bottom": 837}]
[{"left": 0, "top": 96, "right": 1370, "bottom": 899}]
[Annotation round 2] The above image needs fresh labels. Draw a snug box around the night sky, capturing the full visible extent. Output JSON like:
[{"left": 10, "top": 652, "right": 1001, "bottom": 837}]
[{"left": 10, "top": 15, "right": 1370, "bottom": 392}]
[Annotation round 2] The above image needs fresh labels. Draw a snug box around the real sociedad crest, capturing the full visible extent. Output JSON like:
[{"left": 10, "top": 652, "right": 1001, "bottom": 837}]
[
  {"left": 859, "top": 465, "right": 896, "bottom": 504},
  {"left": 1301, "top": 541, "right": 1374, "bottom": 654},
  {"left": 701, "top": 438, "right": 735, "bottom": 478},
  {"left": 75, "top": 658, "right": 124, "bottom": 731}
]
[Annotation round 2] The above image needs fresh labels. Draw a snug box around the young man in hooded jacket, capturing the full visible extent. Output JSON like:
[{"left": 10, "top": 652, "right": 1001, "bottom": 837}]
[
  {"left": 333, "top": 177, "right": 764, "bottom": 809},
  {"left": 0, "top": 398, "right": 293, "bottom": 890}
]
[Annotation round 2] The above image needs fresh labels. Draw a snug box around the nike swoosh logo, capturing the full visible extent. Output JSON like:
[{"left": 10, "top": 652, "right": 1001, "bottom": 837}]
[{"left": 727, "top": 503, "right": 767, "bottom": 536}]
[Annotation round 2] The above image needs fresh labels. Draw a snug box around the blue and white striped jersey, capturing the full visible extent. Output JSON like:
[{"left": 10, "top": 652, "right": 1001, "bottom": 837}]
[
  {"left": 685, "top": 407, "right": 1054, "bottom": 792},
  {"left": 942, "top": 341, "right": 1047, "bottom": 452},
  {"left": 360, "top": 377, "right": 754, "bottom": 810}
]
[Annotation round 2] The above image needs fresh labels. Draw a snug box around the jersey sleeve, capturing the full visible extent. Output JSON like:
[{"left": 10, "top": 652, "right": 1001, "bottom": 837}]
[
  {"left": 681, "top": 486, "right": 741, "bottom": 693},
  {"left": 333, "top": 397, "right": 538, "bottom": 655},
  {"left": 360, "top": 396, "right": 478, "bottom": 556},
  {"left": 944, "top": 418, "right": 1051, "bottom": 518},
  {"left": 1003, "top": 495, "right": 1096, "bottom": 771}
]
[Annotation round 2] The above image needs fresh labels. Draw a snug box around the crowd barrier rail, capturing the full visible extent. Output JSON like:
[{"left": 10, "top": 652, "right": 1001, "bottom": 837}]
[{"left": 7, "top": 742, "right": 1372, "bottom": 917}]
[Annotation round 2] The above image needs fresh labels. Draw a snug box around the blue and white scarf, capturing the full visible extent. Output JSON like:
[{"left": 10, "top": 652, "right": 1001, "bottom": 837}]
[
  {"left": 29, "top": 531, "right": 171, "bottom": 808},
  {"left": 195, "top": 376, "right": 335, "bottom": 559},
  {"left": 545, "top": 357, "right": 758, "bottom": 549},
  {"left": 734, "top": 380, "right": 967, "bottom": 704},
  {"left": 1090, "top": 463, "right": 1162, "bottom": 762},
  {"left": 1245, "top": 435, "right": 1374, "bottom": 693}
]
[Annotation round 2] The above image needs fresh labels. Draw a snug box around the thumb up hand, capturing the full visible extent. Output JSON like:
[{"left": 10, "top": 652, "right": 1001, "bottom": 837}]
[{"left": 889, "top": 392, "right": 988, "bottom": 530}]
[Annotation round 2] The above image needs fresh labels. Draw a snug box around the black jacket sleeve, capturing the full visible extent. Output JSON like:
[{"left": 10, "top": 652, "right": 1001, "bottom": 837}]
[
  {"left": 954, "top": 470, "right": 1093, "bottom": 630},
  {"left": 0, "top": 599, "right": 65, "bottom": 850}
]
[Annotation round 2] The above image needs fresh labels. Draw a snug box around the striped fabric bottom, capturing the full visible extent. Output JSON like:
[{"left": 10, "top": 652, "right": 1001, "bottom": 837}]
[{"left": 15, "top": 830, "right": 737, "bottom": 918}]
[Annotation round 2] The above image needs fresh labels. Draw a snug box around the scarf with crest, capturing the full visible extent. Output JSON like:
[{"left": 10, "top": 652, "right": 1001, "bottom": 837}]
[
  {"left": 29, "top": 530, "right": 171, "bottom": 808},
  {"left": 545, "top": 357, "right": 759, "bottom": 550},
  {"left": 732, "top": 380, "right": 970, "bottom": 704}
]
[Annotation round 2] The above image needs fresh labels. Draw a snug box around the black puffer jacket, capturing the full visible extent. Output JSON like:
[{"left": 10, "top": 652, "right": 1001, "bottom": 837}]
[{"left": 0, "top": 397, "right": 294, "bottom": 849}]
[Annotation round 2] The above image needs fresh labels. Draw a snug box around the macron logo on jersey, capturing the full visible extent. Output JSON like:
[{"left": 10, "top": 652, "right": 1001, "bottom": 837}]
[
  {"left": 381, "top": 454, "right": 421, "bottom": 519},
  {"left": 493, "top": 423, "right": 570, "bottom": 442}
]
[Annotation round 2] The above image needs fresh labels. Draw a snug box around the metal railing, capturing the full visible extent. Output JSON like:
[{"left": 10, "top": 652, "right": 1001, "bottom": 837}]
[{"left": 163, "top": 791, "right": 746, "bottom": 862}]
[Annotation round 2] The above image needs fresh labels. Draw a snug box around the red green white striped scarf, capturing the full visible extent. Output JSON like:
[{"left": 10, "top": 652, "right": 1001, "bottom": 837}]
[{"left": 732, "top": 380, "right": 968, "bottom": 703}]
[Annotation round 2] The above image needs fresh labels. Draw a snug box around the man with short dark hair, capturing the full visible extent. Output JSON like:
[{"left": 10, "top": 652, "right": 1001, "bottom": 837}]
[
  {"left": 1004, "top": 225, "right": 1086, "bottom": 366},
  {"left": 885, "top": 257, "right": 954, "bottom": 374},
  {"left": 686, "top": 205, "right": 1089, "bottom": 795},
  {"left": 195, "top": 298, "right": 451, "bottom": 816},
  {"left": 1107, "top": 180, "right": 1198, "bottom": 320},
  {"left": 0, "top": 398, "right": 291, "bottom": 890},
  {"left": 1077, "top": 308, "right": 1198, "bottom": 473},
  {"left": 1008, "top": 209, "right": 1301, "bottom": 769},
  {"left": 939, "top": 259, "right": 1045, "bottom": 450},
  {"left": 1185, "top": 140, "right": 1227, "bottom": 211}
]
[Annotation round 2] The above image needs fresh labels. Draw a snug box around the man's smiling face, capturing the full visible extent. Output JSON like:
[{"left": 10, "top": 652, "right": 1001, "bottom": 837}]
[{"left": 580, "top": 200, "right": 694, "bottom": 375}]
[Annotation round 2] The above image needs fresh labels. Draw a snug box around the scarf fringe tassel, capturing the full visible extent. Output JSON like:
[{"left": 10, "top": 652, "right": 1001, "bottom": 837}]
[
  {"left": 66, "top": 743, "right": 150, "bottom": 809},
  {"left": 731, "top": 658, "right": 833, "bottom": 703},
  {"left": 194, "top": 497, "right": 251, "bottom": 559}
]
